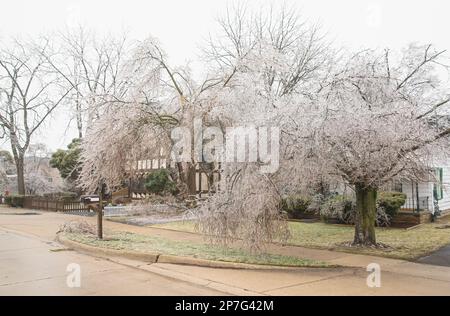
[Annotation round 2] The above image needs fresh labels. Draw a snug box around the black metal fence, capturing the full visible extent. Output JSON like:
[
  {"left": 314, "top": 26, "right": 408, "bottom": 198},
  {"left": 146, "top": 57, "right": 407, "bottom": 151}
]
[{"left": 401, "top": 196, "right": 430, "bottom": 212}]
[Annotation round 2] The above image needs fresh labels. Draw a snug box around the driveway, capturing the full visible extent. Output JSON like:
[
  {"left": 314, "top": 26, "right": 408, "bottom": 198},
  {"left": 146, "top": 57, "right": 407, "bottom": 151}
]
[{"left": 418, "top": 245, "right": 450, "bottom": 267}]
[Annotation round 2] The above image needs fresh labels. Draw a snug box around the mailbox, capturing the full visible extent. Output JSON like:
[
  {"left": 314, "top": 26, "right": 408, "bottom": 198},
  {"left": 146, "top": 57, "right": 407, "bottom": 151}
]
[{"left": 80, "top": 195, "right": 100, "bottom": 204}]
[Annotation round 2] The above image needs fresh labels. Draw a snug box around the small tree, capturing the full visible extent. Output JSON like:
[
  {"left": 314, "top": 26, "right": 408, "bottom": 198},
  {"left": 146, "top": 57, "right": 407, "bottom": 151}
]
[
  {"left": 24, "top": 172, "right": 60, "bottom": 196},
  {"left": 144, "top": 169, "right": 177, "bottom": 195},
  {"left": 50, "top": 138, "right": 81, "bottom": 181},
  {"left": 0, "top": 150, "right": 15, "bottom": 174},
  {"left": 25, "top": 144, "right": 61, "bottom": 195}
]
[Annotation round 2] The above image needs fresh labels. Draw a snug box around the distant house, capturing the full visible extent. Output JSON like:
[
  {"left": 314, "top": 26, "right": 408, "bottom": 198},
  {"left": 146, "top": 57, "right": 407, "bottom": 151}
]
[
  {"left": 127, "top": 157, "right": 220, "bottom": 199},
  {"left": 1, "top": 156, "right": 64, "bottom": 195},
  {"left": 404, "top": 116, "right": 450, "bottom": 216},
  {"left": 399, "top": 165, "right": 450, "bottom": 216},
  {"left": 25, "top": 156, "right": 65, "bottom": 187}
]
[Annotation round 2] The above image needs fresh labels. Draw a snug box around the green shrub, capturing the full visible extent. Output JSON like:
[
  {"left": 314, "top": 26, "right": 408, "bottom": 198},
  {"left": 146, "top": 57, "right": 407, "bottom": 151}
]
[
  {"left": 144, "top": 169, "right": 177, "bottom": 195},
  {"left": 377, "top": 191, "right": 406, "bottom": 217},
  {"left": 281, "top": 195, "right": 312, "bottom": 219},
  {"left": 4, "top": 195, "right": 27, "bottom": 207},
  {"left": 4, "top": 196, "right": 12, "bottom": 206},
  {"left": 43, "top": 192, "right": 78, "bottom": 202},
  {"left": 316, "top": 193, "right": 396, "bottom": 226}
]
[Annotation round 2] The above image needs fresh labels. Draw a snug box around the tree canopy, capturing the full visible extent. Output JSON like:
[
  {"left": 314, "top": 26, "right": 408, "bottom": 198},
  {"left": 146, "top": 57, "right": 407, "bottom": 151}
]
[{"left": 50, "top": 138, "right": 81, "bottom": 181}]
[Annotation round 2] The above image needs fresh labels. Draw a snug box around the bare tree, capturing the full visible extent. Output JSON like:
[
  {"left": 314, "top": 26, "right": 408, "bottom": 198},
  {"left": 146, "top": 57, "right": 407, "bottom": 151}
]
[
  {"left": 202, "top": 2, "right": 332, "bottom": 97},
  {"left": 47, "top": 27, "right": 131, "bottom": 138},
  {"left": 0, "top": 37, "right": 71, "bottom": 194}
]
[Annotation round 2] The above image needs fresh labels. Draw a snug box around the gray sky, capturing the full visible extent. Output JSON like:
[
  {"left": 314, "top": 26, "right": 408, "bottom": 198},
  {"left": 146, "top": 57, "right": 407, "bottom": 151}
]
[{"left": 1, "top": 0, "right": 449, "bottom": 152}]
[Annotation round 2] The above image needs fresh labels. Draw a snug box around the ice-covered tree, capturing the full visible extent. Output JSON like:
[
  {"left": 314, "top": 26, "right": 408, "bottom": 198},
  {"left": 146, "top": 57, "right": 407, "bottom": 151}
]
[
  {"left": 47, "top": 28, "right": 132, "bottom": 138},
  {"left": 196, "top": 3, "right": 332, "bottom": 249},
  {"left": 77, "top": 37, "right": 178, "bottom": 194},
  {"left": 285, "top": 45, "right": 450, "bottom": 246}
]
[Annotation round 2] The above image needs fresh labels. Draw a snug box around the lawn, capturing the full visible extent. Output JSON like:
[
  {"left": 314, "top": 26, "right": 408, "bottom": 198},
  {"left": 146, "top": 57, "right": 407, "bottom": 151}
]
[
  {"left": 151, "top": 218, "right": 450, "bottom": 260},
  {"left": 63, "top": 231, "right": 330, "bottom": 268},
  {"left": 150, "top": 220, "right": 197, "bottom": 233}
]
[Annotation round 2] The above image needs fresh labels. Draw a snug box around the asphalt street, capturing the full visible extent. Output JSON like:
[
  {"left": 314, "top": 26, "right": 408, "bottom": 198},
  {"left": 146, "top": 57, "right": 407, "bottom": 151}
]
[{"left": 0, "top": 228, "right": 224, "bottom": 295}]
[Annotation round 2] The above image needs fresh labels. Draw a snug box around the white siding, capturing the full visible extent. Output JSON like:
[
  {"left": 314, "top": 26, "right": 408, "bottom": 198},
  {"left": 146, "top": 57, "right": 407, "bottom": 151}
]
[
  {"left": 438, "top": 166, "right": 450, "bottom": 211},
  {"left": 401, "top": 165, "right": 450, "bottom": 213}
]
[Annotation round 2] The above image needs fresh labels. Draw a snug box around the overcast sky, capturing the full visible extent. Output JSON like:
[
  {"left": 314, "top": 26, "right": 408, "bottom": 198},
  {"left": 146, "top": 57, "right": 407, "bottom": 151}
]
[{"left": 1, "top": 0, "right": 449, "bottom": 152}]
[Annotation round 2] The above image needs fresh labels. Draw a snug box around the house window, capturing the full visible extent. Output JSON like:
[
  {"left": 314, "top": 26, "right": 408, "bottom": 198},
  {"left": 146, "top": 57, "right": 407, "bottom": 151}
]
[{"left": 433, "top": 168, "right": 443, "bottom": 201}]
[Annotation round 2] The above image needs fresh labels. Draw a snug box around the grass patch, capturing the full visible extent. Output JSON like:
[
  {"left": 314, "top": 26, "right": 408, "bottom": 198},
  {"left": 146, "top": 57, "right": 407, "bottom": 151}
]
[
  {"left": 105, "top": 217, "right": 135, "bottom": 225},
  {"left": 63, "top": 231, "right": 329, "bottom": 268},
  {"left": 151, "top": 218, "right": 450, "bottom": 260},
  {"left": 287, "top": 220, "right": 450, "bottom": 260},
  {"left": 150, "top": 220, "right": 197, "bottom": 233}
]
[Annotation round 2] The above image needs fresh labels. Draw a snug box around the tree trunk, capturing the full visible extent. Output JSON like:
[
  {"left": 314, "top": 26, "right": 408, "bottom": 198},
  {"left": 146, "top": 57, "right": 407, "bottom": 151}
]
[
  {"left": 15, "top": 155, "right": 25, "bottom": 195},
  {"left": 186, "top": 163, "right": 197, "bottom": 195},
  {"left": 76, "top": 95, "right": 83, "bottom": 138},
  {"left": 177, "top": 162, "right": 197, "bottom": 195},
  {"left": 353, "top": 184, "right": 377, "bottom": 246}
]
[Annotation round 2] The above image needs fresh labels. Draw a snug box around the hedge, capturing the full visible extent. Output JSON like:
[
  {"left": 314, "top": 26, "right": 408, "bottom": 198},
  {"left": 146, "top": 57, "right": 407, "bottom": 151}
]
[
  {"left": 281, "top": 195, "right": 312, "bottom": 219},
  {"left": 4, "top": 195, "right": 28, "bottom": 208},
  {"left": 377, "top": 191, "right": 407, "bottom": 217}
]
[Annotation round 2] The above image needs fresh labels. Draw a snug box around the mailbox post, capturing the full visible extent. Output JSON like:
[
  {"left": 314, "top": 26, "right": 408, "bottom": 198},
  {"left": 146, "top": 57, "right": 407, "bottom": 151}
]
[
  {"left": 97, "top": 193, "right": 103, "bottom": 239},
  {"left": 80, "top": 194, "right": 103, "bottom": 239}
]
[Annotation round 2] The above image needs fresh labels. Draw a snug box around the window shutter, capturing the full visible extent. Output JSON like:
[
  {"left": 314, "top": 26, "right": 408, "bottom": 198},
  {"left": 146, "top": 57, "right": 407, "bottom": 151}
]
[{"left": 433, "top": 168, "right": 443, "bottom": 201}]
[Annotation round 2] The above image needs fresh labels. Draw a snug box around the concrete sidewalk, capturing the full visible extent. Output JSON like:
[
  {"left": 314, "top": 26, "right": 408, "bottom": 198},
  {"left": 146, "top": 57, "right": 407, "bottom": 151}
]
[{"left": 1, "top": 206, "right": 450, "bottom": 295}]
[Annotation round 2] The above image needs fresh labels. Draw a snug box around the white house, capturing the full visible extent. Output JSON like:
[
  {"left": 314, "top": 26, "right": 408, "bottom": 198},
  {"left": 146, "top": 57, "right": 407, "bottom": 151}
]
[{"left": 400, "top": 166, "right": 450, "bottom": 216}]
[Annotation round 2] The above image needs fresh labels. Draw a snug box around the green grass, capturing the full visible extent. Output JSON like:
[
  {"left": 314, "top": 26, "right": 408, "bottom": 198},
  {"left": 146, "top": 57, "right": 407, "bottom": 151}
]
[
  {"left": 64, "top": 231, "right": 330, "bottom": 268},
  {"left": 151, "top": 218, "right": 450, "bottom": 260}
]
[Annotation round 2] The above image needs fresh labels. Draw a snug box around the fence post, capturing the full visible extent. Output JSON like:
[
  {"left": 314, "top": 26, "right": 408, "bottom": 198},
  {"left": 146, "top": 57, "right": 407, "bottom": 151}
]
[
  {"left": 198, "top": 170, "right": 202, "bottom": 197},
  {"left": 97, "top": 183, "right": 104, "bottom": 239},
  {"left": 97, "top": 199, "right": 103, "bottom": 239},
  {"left": 415, "top": 182, "right": 420, "bottom": 213}
]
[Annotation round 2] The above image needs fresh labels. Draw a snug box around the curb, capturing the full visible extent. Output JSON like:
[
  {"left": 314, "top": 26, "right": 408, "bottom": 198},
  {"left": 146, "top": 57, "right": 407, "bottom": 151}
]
[
  {"left": 157, "top": 254, "right": 291, "bottom": 270},
  {"left": 56, "top": 234, "right": 159, "bottom": 263},
  {"left": 56, "top": 233, "right": 331, "bottom": 271}
]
